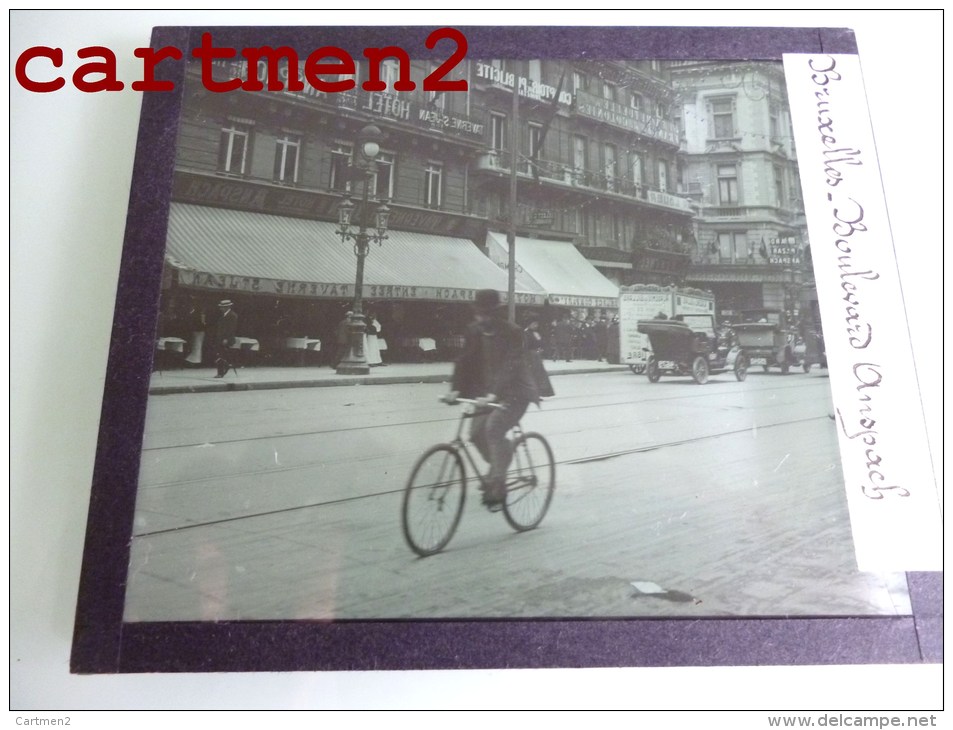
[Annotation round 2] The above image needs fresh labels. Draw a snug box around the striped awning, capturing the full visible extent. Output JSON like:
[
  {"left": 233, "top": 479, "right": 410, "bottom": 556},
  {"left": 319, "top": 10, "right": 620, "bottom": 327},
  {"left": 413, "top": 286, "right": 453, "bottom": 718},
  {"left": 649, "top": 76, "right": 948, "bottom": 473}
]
[
  {"left": 485, "top": 232, "right": 620, "bottom": 309},
  {"left": 165, "top": 203, "right": 546, "bottom": 304}
]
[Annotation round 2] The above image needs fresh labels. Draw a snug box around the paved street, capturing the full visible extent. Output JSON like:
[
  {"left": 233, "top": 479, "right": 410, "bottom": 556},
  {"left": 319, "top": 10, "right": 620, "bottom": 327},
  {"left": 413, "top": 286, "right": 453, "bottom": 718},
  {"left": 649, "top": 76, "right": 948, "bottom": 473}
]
[{"left": 124, "top": 368, "right": 910, "bottom": 621}]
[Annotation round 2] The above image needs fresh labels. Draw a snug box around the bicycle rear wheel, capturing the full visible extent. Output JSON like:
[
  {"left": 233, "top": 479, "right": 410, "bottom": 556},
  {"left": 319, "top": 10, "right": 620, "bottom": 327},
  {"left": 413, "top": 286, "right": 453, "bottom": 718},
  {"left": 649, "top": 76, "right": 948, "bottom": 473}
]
[
  {"left": 503, "top": 432, "right": 555, "bottom": 531},
  {"left": 401, "top": 444, "right": 466, "bottom": 556}
]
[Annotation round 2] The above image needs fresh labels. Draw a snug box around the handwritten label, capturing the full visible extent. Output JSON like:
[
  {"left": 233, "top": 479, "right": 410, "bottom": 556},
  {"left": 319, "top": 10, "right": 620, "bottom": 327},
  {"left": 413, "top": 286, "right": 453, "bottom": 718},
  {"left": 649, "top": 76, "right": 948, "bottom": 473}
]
[{"left": 785, "top": 54, "right": 941, "bottom": 571}]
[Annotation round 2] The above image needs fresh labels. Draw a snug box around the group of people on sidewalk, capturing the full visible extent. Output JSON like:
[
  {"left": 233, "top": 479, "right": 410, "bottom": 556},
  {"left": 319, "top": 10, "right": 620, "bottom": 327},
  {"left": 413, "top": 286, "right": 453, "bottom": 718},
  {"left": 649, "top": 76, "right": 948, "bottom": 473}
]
[{"left": 548, "top": 313, "right": 614, "bottom": 363}]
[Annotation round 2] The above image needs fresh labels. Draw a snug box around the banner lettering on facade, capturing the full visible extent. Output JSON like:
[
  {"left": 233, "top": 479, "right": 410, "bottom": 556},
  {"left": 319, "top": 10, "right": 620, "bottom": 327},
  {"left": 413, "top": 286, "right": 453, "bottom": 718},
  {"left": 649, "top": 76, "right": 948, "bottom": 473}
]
[{"left": 177, "top": 270, "right": 545, "bottom": 304}]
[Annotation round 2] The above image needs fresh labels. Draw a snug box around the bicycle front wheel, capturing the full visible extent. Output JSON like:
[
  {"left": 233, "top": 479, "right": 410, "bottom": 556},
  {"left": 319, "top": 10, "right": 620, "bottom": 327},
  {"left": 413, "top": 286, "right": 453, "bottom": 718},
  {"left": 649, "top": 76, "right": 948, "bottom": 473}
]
[
  {"left": 401, "top": 444, "right": 466, "bottom": 556},
  {"left": 503, "top": 432, "right": 555, "bottom": 532}
]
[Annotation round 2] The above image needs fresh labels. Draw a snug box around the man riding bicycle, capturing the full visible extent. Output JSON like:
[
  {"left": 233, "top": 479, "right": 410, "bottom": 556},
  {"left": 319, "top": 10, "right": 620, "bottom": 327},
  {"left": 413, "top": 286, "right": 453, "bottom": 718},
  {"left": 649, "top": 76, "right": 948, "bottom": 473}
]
[{"left": 444, "top": 289, "right": 543, "bottom": 509}]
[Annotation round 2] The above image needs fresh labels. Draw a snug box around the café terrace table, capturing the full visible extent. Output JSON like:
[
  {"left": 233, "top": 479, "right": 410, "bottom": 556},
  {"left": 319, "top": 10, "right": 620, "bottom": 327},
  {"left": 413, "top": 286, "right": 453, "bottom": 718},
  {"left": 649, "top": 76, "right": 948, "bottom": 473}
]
[
  {"left": 154, "top": 337, "right": 187, "bottom": 373},
  {"left": 283, "top": 337, "right": 321, "bottom": 366}
]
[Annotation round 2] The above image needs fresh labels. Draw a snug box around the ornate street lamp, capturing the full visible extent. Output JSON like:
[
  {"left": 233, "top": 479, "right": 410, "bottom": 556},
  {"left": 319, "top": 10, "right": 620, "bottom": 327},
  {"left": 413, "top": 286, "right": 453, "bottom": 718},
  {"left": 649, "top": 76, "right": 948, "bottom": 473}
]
[{"left": 335, "top": 124, "right": 391, "bottom": 375}]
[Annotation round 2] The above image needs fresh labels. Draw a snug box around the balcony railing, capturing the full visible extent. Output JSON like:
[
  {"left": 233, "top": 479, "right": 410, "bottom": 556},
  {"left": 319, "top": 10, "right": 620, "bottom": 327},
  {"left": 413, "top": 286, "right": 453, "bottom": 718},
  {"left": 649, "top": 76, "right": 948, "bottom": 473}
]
[{"left": 473, "top": 150, "right": 692, "bottom": 213}]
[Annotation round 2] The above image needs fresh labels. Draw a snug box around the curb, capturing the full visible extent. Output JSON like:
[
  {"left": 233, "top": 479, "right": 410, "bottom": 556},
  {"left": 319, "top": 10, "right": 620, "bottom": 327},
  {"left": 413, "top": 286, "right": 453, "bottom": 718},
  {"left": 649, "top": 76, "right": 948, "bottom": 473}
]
[{"left": 148, "top": 366, "right": 630, "bottom": 395}]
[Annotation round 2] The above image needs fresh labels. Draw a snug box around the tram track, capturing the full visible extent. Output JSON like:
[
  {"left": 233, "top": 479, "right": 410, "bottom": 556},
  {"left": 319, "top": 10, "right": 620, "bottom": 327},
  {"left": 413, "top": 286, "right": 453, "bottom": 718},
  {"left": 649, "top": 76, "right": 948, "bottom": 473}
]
[
  {"left": 141, "top": 376, "right": 830, "bottom": 452},
  {"left": 133, "top": 411, "right": 832, "bottom": 539}
]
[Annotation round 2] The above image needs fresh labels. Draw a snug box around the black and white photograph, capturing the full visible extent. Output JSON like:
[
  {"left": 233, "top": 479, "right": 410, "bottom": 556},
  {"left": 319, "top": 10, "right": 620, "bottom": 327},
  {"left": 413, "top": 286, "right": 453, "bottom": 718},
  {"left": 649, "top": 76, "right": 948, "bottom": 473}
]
[
  {"left": 120, "top": 45, "right": 910, "bottom": 624},
  {"left": 12, "top": 10, "right": 941, "bottom": 711}
]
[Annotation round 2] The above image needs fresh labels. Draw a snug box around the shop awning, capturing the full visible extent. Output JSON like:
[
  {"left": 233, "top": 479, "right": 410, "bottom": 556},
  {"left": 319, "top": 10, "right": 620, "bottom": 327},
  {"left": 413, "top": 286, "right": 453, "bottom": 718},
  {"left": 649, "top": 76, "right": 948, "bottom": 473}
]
[
  {"left": 485, "top": 232, "right": 620, "bottom": 309},
  {"left": 165, "top": 203, "right": 546, "bottom": 304}
]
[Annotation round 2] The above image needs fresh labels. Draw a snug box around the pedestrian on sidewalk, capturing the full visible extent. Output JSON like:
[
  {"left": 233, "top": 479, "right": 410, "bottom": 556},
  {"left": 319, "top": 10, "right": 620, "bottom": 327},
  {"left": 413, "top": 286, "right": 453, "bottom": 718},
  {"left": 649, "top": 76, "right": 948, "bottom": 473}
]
[
  {"left": 212, "top": 299, "right": 238, "bottom": 378},
  {"left": 553, "top": 314, "right": 574, "bottom": 362},
  {"left": 365, "top": 310, "right": 383, "bottom": 367}
]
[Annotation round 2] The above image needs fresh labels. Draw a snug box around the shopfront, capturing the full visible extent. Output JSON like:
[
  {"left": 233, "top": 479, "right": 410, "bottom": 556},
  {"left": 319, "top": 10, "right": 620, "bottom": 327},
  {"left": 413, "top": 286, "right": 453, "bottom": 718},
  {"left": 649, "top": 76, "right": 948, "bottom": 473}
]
[
  {"left": 483, "top": 232, "right": 620, "bottom": 318},
  {"left": 159, "top": 203, "right": 545, "bottom": 366}
]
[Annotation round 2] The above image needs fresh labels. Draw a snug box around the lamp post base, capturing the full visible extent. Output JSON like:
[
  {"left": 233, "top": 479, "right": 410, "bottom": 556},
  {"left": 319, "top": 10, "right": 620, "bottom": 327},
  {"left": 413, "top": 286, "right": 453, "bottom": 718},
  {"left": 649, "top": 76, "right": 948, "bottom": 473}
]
[
  {"left": 335, "top": 315, "right": 370, "bottom": 375},
  {"left": 336, "top": 360, "right": 370, "bottom": 375}
]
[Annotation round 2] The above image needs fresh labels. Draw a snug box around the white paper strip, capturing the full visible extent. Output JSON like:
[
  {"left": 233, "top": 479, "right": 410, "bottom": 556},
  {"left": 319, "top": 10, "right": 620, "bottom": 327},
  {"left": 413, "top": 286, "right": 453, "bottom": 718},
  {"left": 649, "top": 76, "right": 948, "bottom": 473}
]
[{"left": 783, "top": 53, "right": 941, "bottom": 571}]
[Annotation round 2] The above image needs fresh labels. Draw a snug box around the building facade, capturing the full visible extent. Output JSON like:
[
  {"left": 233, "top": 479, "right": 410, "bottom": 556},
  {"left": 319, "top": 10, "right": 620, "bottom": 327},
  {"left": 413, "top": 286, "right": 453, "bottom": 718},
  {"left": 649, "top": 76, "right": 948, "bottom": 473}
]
[
  {"left": 158, "top": 54, "right": 697, "bottom": 364},
  {"left": 158, "top": 55, "right": 816, "bottom": 367},
  {"left": 668, "top": 60, "right": 811, "bottom": 322}
]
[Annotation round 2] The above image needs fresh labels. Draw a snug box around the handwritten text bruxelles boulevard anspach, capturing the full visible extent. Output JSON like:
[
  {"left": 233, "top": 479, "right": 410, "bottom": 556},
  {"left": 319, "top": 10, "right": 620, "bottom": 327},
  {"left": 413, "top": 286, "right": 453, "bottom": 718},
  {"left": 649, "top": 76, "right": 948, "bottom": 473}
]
[
  {"left": 810, "top": 55, "right": 907, "bottom": 502},
  {"left": 14, "top": 29, "right": 468, "bottom": 93}
]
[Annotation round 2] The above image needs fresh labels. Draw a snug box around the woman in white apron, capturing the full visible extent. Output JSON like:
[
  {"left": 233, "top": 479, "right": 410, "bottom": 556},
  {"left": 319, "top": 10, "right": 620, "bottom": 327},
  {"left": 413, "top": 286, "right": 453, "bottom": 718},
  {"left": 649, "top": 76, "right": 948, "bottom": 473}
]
[{"left": 364, "top": 312, "right": 383, "bottom": 366}]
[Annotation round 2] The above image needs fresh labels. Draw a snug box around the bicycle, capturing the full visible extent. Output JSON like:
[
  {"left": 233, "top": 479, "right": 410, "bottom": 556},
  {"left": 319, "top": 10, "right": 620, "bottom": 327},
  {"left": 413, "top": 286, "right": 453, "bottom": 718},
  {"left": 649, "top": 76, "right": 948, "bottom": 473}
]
[{"left": 401, "top": 397, "right": 556, "bottom": 557}]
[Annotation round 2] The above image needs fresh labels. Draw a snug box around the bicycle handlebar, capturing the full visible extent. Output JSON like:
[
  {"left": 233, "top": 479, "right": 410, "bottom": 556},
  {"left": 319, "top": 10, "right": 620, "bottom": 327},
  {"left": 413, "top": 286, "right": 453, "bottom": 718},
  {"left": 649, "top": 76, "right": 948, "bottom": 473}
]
[{"left": 440, "top": 395, "right": 504, "bottom": 409}]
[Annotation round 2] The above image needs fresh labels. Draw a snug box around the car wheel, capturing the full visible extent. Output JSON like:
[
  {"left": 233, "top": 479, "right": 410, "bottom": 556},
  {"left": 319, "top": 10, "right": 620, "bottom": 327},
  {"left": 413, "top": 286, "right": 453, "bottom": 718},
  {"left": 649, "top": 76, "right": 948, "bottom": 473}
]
[
  {"left": 692, "top": 356, "right": 709, "bottom": 384},
  {"left": 646, "top": 358, "right": 661, "bottom": 383},
  {"left": 734, "top": 354, "right": 748, "bottom": 382}
]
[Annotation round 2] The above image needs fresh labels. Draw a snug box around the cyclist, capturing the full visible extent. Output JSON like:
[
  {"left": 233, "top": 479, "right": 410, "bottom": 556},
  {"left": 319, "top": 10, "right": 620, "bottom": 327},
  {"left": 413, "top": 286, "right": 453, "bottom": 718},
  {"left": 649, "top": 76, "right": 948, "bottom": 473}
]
[{"left": 443, "top": 289, "right": 540, "bottom": 509}]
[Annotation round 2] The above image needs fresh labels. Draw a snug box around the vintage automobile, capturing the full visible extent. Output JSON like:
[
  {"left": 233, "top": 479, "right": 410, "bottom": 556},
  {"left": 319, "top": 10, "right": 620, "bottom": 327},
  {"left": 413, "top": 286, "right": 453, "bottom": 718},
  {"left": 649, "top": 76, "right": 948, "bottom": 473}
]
[
  {"left": 731, "top": 308, "right": 803, "bottom": 374},
  {"left": 636, "top": 313, "right": 747, "bottom": 384}
]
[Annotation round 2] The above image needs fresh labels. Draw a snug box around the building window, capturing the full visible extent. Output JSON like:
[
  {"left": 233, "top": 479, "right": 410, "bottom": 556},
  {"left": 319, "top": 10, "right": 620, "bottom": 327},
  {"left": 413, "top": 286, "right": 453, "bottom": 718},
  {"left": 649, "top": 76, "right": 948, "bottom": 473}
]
[
  {"left": 429, "top": 88, "right": 447, "bottom": 110},
  {"left": 528, "top": 59, "right": 542, "bottom": 85},
  {"left": 774, "top": 165, "right": 785, "bottom": 208},
  {"left": 630, "top": 152, "right": 643, "bottom": 188},
  {"left": 576, "top": 208, "right": 589, "bottom": 238},
  {"left": 603, "top": 143, "right": 617, "bottom": 190},
  {"left": 329, "top": 142, "right": 353, "bottom": 191},
  {"left": 630, "top": 93, "right": 642, "bottom": 110},
  {"left": 572, "top": 135, "right": 587, "bottom": 181},
  {"left": 528, "top": 122, "right": 543, "bottom": 159},
  {"left": 602, "top": 82, "right": 616, "bottom": 102},
  {"left": 424, "top": 162, "right": 442, "bottom": 208},
  {"left": 717, "top": 163, "right": 738, "bottom": 204},
  {"left": 219, "top": 123, "right": 250, "bottom": 175},
  {"left": 657, "top": 159, "right": 669, "bottom": 193},
  {"left": 716, "top": 232, "right": 748, "bottom": 262},
  {"left": 371, "top": 152, "right": 395, "bottom": 200},
  {"left": 710, "top": 97, "right": 736, "bottom": 139},
  {"left": 490, "top": 112, "right": 507, "bottom": 151},
  {"left": 572, "top": 71, "right": 586, "bottom": 94},
  {"left": 770, "top": 103, "right": 781, "bottom": 140},
  {"left": 380, "top": 59, "right": 401, "bottom": 93},
  {"left": 273, "top": 134, "right": 300, "bottom": 184}
]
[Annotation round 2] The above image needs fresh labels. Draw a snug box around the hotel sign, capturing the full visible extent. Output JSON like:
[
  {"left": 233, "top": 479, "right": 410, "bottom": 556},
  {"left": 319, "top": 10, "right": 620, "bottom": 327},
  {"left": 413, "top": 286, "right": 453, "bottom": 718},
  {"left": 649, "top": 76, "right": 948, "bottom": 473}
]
[
  {"left": 574, "top": 90, "right": 680, "bottom": 145},
  {"left": 199, "top": 61, "right": 484, "bottom": 139},
  {"left": 474, "top": 62, "right": 573, "bottom": 104}
]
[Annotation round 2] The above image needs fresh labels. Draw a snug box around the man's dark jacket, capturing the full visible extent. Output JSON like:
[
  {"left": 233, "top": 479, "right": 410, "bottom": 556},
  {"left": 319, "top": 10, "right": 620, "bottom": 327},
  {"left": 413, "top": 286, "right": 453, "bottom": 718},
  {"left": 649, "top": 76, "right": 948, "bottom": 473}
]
[
  {"left": 214, "top": 309, "right": 238, "bottom": 348},
  {"left": 452, "top": 318, "right": 541, "bottom": 402}
]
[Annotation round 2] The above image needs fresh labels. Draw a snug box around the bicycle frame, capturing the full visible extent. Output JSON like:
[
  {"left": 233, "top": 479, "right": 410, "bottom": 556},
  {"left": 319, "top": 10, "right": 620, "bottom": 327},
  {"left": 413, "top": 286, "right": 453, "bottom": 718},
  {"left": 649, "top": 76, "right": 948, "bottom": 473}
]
[
  {"left": 401, "top": 397, "right": 555, "bottom": 556},
  {"left": 448, "top": 399, "right": 525, "bottom": 491}
]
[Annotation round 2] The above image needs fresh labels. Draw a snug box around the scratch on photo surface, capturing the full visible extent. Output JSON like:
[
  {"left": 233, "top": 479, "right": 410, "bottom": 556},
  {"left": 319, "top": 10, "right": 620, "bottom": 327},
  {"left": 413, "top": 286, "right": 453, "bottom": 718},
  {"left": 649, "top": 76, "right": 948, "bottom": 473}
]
[{"left": 773, "top": 454, "right": 790, "bottom": 472}]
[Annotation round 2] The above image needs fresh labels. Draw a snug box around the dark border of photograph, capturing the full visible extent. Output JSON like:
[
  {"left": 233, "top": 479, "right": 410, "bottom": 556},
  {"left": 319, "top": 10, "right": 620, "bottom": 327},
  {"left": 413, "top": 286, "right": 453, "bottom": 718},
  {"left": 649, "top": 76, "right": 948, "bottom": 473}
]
[{"left": 70, "top": 25, "right": 941, "bottom": 674}]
